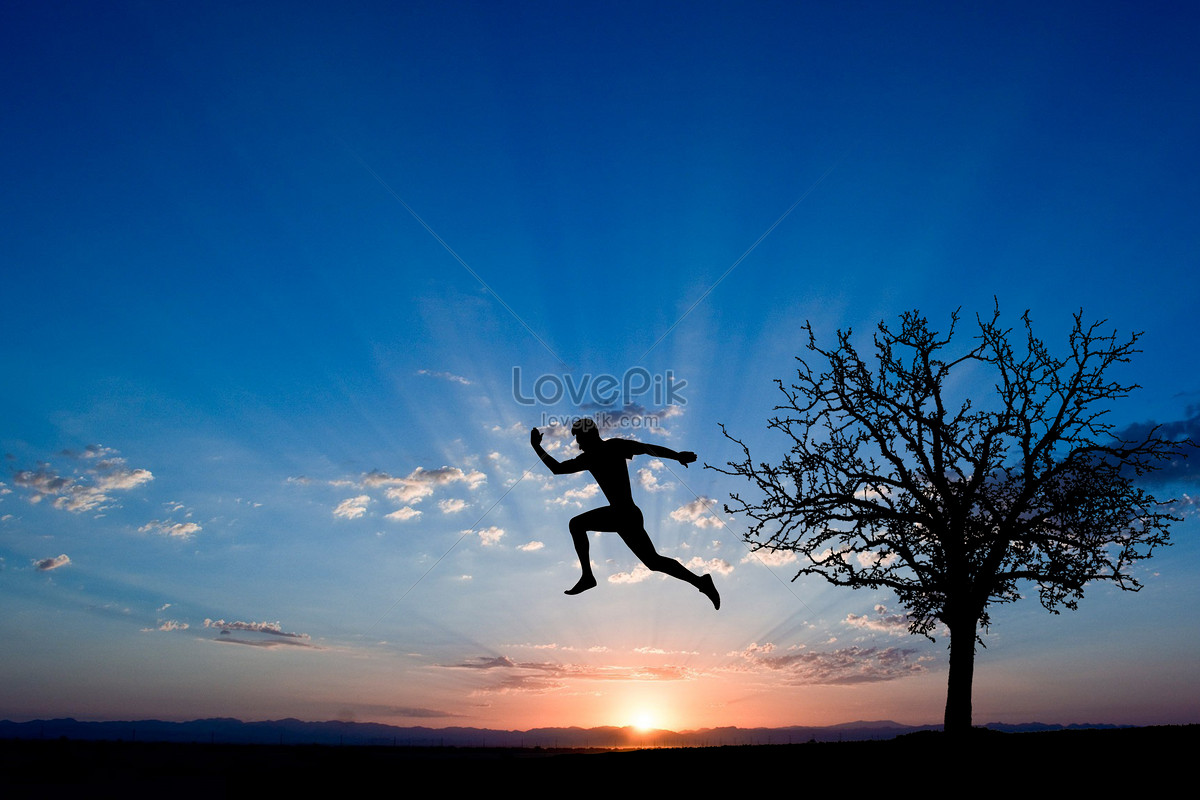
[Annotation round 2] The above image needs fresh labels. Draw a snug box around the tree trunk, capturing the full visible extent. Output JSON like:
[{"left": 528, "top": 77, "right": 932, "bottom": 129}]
[{"left": 943, "top": 615, "right": 978, "bottom": 736}]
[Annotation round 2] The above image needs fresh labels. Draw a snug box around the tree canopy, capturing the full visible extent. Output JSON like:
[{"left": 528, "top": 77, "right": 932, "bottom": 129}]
[{"left": 714, "top": 306, "right": 1186, "bottom": 733}]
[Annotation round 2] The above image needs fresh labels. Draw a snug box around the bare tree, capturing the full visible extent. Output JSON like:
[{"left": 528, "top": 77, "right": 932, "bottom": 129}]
[{"left": 713, "top": 306, "right": 1187, "bottom": 735}]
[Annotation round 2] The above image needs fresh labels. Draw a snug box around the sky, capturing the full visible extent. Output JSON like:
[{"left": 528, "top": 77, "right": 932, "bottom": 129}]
[{"left": 2, "top": 1, "right": 1198, "bottom": 731}]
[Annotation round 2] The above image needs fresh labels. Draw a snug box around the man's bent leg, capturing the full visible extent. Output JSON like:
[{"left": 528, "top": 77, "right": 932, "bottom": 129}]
[{"left": 565, "top": 510, "right": 609, "bottom": 595}]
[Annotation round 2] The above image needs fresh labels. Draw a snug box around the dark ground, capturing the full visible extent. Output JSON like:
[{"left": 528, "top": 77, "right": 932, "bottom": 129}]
[{"left": 5, "top": 725, "right": 1194, "bottom": 796}]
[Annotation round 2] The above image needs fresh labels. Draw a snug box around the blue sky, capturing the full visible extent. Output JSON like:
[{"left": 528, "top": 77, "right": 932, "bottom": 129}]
[{"left": 2, "top": 0, "right": 1197, "bottom": 729}]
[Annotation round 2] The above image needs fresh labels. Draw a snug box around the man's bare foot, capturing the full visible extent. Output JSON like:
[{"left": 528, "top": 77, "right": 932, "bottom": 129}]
[
  {"left": 699, "top": 574, "right": 720, "bottom": 610},
  {"left": 565, "top": 576, "right": 597, "bottom": 595}
]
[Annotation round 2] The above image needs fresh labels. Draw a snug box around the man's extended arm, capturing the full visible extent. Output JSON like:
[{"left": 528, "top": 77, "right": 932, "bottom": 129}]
[
  {"left": 530, "top": 428, "right": 584, "bottom": 475},
  {"left": 633, "top": 441, "right": 697, "bottom": 467}
]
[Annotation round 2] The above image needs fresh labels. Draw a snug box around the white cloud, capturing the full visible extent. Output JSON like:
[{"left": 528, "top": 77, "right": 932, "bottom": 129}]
[
  {"left": 608, "top": 564, "right": 653, "bottom": 584},
  {"left": 637, "top": 460, "right": 673, "bottom": 492},
  {"left": 670, "top": 497, "right": 723, "bottom": 529},
  {"left": 476, "top": 526, "right": 504, "bottom": 546},
  {"left": 386, "top": 506, "right": 421, "bottom": 522},
  {"left": 12, "top": 449, "right": 153, "bottom": 514},
  {"left": 333, "top": 495, "right": 371, "bottom": 520},
  {"left": 33, "top": 554, "right": 70, "bottom": 571},
  {"left": 518, "top": 541, "right": 544, "bottom": 552},
  {"left": 685, "top": 556, "right": 734, "bottom": 576},
  {"left": 438, "top": 498, "right": 467, "bottom": 514}
]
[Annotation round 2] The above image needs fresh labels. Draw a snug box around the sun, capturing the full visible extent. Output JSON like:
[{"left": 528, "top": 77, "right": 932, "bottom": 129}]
[{"left": 631, "top": 711, "right": 656, "bottom": 732}]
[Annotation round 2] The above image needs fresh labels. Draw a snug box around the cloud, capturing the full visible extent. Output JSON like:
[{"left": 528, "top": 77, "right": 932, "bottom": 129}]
[
  {"left": 12, "top": 448, "right": 153, "bottom": 513},
  {"left": 203, "top": 618, "right": 309, "bottom": 638},
  {"left": 444, "top": 654, "right": 700, "bottom": 695},
  {"left": 577, "top": 403, "right": 685, "bottom": 430},
  {"left": 33, "top": 554, "right": 70, "bottom": 571},
  {"left": 518, "top": 541, "right": 544, "bottom": 552},
  {"left": 139, "top": 519, "right": 202, "bottom": 539},
  {"left": 417, "top": 369, "right": 471, "bottom": 385},
  {"left": 637, "top": 462, "right": 673, "bottom": 492},
  {"left": 453, "top": 656, "right": 518, "bottom": 670},
  {"left": 333, "top": 495, "right": 370, "bottom": 519},
  {"left": 1165, "top": 493, "right": 1199, "bottom": 516},
  {"left": 144, "top": 620, "right": 189, "bottom": 632},
  {"left": 670, "top": 497, "right": 723, "bottom": 529},
  {"left": 857, "top": 551, "right": 899, "bottom": 569},
  {"left": 203, "top": 618, "right": 313, "bottom": 648},
  {"left": 380, "top": 467, "right": 487, "bottom": 504},
  {"left": 609, "top": 564, "right": 653, "bottom": 584},
  {"left": 476, "top": 526, "right": 504, "bottom": 546},
  {"left": 844, "top": 604, "right": 913, "bottom": 636},
  {"left": 685, "top": 556, "right": 734, "bottom": 576},
  {"left": 386, "top": 506, "right": 421, "bottom": 522},
  {"left": 730, "top": 642, "right": 927, "bottom": 684},
  {"left": 551, "top": 483, "right": 600, "bottom": 507},
  {"left": 438, "top": 498, "right": 467, "bottom": 514},
  {"left": 1113, "top": 412, "right": 1200, "bottom": 484},
  {"left": 741, "top": 548, "right": 799, "bottom": 567}
]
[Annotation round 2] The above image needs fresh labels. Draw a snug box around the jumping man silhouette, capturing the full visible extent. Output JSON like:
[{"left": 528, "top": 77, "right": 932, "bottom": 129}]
[{"left": 530, "top": 418, "right": 721, "bottom": 609}]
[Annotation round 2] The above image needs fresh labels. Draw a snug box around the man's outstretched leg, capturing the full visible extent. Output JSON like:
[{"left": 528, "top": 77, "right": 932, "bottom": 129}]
[
  {"left": 565, "top": 514, "right": 598, "bottom": 595},
  {"left": 620, "top": 527, "right": 721, "bottom": 610}
]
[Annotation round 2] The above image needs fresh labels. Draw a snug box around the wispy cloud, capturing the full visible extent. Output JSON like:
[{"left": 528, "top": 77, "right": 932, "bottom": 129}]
[
  {"left": 443, "top": 654, "right": 701, "bottom": 695},
  {"left": 551, "top": 483, "right": 600, "bottom": 507},
  {"left": 139, "top": 519, "right": 202, "bottom": 539},
  {"left": 577, "top": 404, "right": 685, "bottom": 436},
  {"left": 741, "top": 548, "right": 799, "bottom": 567},
  {"left": 386, "top": 506, "right": 421, "bottom": 522},
  {"left": 844, "top": 604, "right": 912, "bottom": 636},
  {"left": 438, "top": 498, "right": 467, "bottom": 514},
  {"left": 729, "top": 642, "right": 928, "bottom": 684},
  {"left": 417, "top": 369, "right": 471, "bottom": 385},
  {"left": 143, "top": 619, "right": 189, "bottom": 632},
  {"left": 373, "top": 466, "right": 487, "bottom": 504}
]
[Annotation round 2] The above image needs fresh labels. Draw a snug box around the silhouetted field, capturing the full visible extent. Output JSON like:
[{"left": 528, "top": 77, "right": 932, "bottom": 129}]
[{"left": 5, "top": 726, "right": 1194, "bottom": 794}]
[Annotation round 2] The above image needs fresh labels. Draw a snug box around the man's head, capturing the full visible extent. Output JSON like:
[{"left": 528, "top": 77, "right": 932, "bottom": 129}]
[{"left": 571, "top": 417, "right": 601, "bottom": 449}]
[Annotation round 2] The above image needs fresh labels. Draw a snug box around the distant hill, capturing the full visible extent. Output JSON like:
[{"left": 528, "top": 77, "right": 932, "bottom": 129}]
[{"left": 0, "top": 717, "right": 1132, "bottom": 747}]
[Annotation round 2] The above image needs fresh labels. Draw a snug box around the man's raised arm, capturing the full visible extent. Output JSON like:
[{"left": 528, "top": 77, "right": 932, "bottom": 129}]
[{"left": 530, "top": 427, "right": 582, "bottom": 475}]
